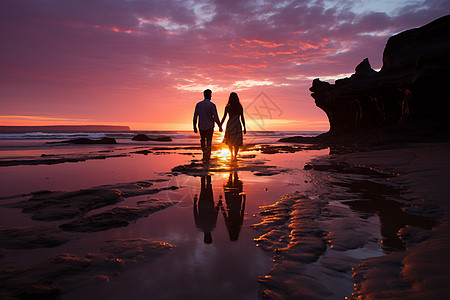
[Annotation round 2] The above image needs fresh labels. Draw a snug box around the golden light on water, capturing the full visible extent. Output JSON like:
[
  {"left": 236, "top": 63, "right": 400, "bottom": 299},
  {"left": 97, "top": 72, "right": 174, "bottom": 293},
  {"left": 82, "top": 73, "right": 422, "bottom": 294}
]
[
  {"left": 212, "top": 131, "right": 232, "bottom": 167},
  {"left": 210, "top": 130, "right": 250, "bottom": 170},
  {"left": 215, "top": 148, "right": 231, "bottom": 160},
  {"left": 214, "top": 131, "right": 225, "bottom": 143}
]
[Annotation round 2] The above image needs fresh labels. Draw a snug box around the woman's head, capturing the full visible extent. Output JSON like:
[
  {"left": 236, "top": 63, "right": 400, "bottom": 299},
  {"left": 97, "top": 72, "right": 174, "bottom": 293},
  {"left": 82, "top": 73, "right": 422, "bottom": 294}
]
[{"left": 227, "top": 92, "right": 242, "bottom": 114}]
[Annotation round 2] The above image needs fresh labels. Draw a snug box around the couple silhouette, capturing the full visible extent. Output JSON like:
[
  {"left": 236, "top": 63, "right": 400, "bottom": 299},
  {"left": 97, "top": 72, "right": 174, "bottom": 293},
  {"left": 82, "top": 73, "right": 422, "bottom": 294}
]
[
  {"left": 193, "top": 172, "right": 246, "bottom": 244},
  {"left": 193, "top": 89, "right": 246, "bottom": 162}
]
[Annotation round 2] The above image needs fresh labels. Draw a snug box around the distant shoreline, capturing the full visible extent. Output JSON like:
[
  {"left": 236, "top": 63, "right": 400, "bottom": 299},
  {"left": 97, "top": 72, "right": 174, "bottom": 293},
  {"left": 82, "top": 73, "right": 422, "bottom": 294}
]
[{"left": 0, "top": 125, "right": 131, "bottom": 132}]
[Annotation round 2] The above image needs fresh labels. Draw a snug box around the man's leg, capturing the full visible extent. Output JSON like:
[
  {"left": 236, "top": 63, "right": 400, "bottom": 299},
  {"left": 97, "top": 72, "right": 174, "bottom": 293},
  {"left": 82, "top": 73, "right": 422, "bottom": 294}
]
[
  {"left": 205, "top": 128, "right": 213, "bottom": 161},
  {"left": 200, "top": 130, "right": 207, "bottom": 160},
  {"left": 200, "top": 128, "right": 213, "bottom": 161}
]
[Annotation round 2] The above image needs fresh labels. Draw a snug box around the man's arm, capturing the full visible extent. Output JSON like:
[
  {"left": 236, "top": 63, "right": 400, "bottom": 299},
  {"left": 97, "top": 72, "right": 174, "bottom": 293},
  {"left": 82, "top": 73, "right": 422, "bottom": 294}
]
[
  {"left": 193, "top": 195, "right": 199, "bottom": 224},
  {"left": 213, "top": 104, "right": 222, "bottom": 132},
  {"left": 193, "top": 104, "right": 199, "bottom": 133}
]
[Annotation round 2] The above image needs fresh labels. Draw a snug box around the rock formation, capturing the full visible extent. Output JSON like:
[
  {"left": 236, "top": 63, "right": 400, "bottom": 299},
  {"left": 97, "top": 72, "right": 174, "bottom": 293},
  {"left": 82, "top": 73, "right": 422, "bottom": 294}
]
[
  {"left": 284, "top": 15, "right": 450, "bottom": 145},
  {"left": 132, "top": 134, "right": 172, "bottom": 142},
  {"left": 47, "top": 137, "right": 117, "bottom": 144}
]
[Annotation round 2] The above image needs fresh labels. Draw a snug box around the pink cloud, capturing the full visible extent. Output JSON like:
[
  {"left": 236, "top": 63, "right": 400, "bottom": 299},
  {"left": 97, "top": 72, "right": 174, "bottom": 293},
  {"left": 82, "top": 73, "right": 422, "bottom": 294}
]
[{"left": 0, "top": 0, "right": 448, "bottom": 130}]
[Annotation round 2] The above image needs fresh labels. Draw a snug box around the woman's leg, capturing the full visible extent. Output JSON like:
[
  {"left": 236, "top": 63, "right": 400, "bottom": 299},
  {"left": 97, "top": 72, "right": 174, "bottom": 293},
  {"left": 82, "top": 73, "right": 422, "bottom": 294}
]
[
  {"left": 228, "top": 145, "right": 234, "bottom": 160},
  {"left": 234, "top": 146, "right": 239, "bottom": 160}
]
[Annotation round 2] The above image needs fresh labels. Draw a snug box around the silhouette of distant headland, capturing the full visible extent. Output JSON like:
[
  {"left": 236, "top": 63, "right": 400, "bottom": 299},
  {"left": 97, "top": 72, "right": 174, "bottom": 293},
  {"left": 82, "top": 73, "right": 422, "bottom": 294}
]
[
  {"left": 0, "top": 125, "right": 131, "bottom": 132},
  {"left": 281, "top": 14, "right": 450, "bottom": 146}
]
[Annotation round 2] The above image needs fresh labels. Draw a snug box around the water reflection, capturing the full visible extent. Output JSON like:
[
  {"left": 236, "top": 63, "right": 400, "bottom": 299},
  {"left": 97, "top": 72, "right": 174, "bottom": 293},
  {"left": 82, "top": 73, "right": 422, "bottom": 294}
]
[
  {"left": 336, "top": 179, "right": 435, "bottom": 251},
  {"left": 221, "top": 171, "right": 246, "bottom": 242},
  {"left": 193, "top": 175, "right": 220, "bottom": 244},
  {"left": 193, "top": 172, "right": 247, "bottom": 243}
]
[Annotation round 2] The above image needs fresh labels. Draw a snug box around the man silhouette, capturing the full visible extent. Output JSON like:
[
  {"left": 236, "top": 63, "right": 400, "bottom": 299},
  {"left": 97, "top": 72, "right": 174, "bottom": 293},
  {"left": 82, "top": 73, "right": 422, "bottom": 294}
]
[
  {"left": 193, "top": 89, "right": 222, "bottom": 162},
  {"left": 193, "top": 175, "right": 221, "bottom": 244}
]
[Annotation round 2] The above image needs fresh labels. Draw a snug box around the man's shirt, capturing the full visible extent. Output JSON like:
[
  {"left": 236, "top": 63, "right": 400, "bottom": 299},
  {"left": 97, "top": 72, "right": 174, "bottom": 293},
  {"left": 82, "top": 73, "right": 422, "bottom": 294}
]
[{"left": 193, "top": 99, "right": 220, "bottom": 130}]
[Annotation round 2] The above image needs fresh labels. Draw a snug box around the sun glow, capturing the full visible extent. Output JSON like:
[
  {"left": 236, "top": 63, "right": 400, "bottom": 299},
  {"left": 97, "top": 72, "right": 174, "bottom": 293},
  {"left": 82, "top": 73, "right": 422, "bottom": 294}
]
[
  {"left": 214, "top": 131, "right": 225, "bottom": 143},
  {"left": 214, "top": 148, "right": 231, "bottom": 159},
  {"left": 212, "top": 143, "right": 233, "bottom": 168}
]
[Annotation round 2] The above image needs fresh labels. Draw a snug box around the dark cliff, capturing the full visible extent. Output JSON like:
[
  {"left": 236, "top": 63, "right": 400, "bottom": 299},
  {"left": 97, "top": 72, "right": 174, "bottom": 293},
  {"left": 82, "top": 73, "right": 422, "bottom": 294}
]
[{"left": 286, "top": 15, "right": 450, "bottom": 145}]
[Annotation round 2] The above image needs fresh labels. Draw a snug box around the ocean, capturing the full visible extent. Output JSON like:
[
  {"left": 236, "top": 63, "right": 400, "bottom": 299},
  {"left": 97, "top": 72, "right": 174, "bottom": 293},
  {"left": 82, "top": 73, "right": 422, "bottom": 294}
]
[{"left": 0, "top": 130, "right": 324, "bottom": 148}]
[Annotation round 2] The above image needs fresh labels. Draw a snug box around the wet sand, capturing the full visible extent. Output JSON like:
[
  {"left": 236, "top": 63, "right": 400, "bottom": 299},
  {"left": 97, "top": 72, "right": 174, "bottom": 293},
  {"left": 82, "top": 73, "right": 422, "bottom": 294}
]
[
  {"left": 328, "top": 143, "right": 450, "bottom": 299},
  {"left": 0, "top": 141, "right": 448, "bottom": 299}
]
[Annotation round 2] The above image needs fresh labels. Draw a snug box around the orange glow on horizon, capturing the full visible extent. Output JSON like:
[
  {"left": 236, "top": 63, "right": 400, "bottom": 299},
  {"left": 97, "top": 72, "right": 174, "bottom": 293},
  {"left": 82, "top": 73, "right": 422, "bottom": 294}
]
[{"left": 0, "top": 114, "right": 330, "bottom": 132}]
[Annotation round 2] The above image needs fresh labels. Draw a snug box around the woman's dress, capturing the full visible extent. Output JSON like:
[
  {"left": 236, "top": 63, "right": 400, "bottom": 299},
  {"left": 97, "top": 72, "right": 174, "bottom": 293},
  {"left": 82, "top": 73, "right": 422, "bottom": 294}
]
[{"left": 224, "top": 111, "right": 243, "bottom": 147}]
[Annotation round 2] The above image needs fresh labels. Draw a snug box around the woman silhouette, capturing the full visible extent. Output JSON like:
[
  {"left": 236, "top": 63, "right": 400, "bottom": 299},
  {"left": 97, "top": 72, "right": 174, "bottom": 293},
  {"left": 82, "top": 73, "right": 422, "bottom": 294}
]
[
  {"left": 221, "top": 171, "right": 246, "bottom": 241},
  {"left": 220, "top": 92, "right": 246, "bottom": 161}
]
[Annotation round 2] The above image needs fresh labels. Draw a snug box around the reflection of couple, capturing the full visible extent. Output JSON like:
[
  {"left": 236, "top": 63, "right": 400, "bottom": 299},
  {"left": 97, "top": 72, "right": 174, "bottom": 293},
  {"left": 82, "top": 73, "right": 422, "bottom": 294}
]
[
  {"left": 193, "top": 172, "right": 246, "bottom": 243},
  {"left": 193, "top": 89, "right": 246, "bottom": 162}
]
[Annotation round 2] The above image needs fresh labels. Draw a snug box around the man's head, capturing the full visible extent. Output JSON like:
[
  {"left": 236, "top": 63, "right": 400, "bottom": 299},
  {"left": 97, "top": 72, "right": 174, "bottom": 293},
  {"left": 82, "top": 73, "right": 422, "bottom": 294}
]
[{"left": 203, "top": 89, "right": 212, "bottom": 100}]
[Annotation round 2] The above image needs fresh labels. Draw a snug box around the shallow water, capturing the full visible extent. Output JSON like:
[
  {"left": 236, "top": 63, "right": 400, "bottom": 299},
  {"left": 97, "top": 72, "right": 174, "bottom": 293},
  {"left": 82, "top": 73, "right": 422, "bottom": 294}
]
[
  {"left": 0, "top": 142, "right": 330, "bottom": 298},
  {"left": 63, "top": 151, "right": 323, "bottom": 299},
  {"left": 1, "top": 140, "right": 421, "bottom": 299}
]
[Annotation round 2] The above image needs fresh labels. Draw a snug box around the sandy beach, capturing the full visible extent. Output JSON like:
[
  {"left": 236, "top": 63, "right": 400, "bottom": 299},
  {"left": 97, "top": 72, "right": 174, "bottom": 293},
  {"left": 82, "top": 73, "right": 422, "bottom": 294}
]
[{"left": 1, "top": 132, "right": 448, "bottom": 299}]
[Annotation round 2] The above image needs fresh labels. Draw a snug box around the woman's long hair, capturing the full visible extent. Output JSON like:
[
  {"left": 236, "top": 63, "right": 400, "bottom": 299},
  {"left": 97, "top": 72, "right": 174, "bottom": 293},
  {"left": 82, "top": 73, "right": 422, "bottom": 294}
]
[{"left": 226, "top": 92, "right": 243, "bottom": 115}]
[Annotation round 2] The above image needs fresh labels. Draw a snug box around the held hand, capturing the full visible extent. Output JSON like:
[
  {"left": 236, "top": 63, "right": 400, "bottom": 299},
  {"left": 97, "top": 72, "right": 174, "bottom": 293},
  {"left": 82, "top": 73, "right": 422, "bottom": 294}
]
[
  {"left": 219, "top": 126, "right": 223, "bottom": 132},
  {"left": 194, "top": 128, "right": 198, "bottom": 134}
]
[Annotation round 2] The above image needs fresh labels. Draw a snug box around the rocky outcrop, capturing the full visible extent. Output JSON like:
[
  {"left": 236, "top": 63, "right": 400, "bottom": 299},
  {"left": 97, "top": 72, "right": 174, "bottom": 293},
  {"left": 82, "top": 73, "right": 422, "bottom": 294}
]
[
  {"left": 287, "top": 15, "right": 450, "bottom": 145},
  {"left": 132, "top": 134, "right": 172, "bottom": 142},
  {"left": 8, "top": 180, "right": 175, "bottom": 221},
  {"left": 312, "top": 58, "right": 405, "bottom": 132},
  {"left": 47, "top": 137, "right": 117, "bottom": 144}
]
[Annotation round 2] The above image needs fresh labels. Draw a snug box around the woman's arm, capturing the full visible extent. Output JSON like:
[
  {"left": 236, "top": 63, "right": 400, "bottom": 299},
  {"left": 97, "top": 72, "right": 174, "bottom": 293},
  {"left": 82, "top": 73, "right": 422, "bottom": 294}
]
[
  {"left": 241, "top": 110, "right": 246, "bottom": 134},
  {"left": 220, "top": 107, "right": 228, "bottom": 126}
]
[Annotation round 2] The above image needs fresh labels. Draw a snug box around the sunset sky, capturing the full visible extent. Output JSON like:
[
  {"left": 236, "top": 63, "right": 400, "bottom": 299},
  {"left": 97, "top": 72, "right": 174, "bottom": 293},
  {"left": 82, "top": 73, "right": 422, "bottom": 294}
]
[{"left": 1, "top": 0, "right": 449, "bottom": 131}]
